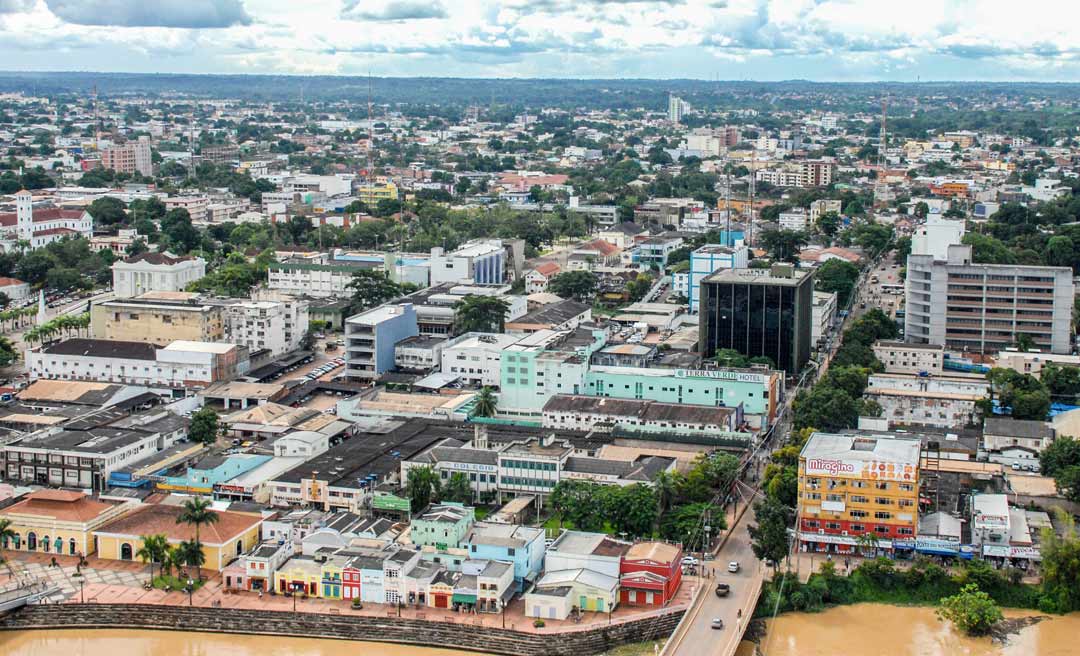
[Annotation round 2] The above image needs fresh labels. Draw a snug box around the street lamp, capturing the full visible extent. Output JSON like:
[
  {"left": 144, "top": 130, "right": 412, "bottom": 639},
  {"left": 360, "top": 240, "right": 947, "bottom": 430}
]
[
  {"left": 186, "top": 578, "right": 194, "bottom": 607},
  {"left": 79, "top": 580, "right": 84, "bottom": 604}
]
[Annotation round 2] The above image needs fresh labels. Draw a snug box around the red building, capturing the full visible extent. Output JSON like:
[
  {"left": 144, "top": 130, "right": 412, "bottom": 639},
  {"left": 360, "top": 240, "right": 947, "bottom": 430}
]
[{"left": 619, "top": 542, "right": 682, "bottom": 606}]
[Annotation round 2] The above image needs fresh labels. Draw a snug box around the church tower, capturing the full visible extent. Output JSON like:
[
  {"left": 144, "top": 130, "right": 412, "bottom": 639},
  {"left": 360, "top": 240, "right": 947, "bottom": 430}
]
[{"left": 15, "top": 189, "right": 33, "bottom": 242}]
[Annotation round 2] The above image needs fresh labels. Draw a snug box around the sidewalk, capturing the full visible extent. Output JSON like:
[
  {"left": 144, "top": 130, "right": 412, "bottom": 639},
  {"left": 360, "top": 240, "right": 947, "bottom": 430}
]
[{"left": 0, "top": 550, "right": 694, "bottom": 635}]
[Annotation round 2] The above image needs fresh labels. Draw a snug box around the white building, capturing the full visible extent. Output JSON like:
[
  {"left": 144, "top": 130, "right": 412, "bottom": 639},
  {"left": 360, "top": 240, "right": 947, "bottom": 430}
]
[
  {"left": 0, "top": 190, "right": 94, "bottom": 251},
  {"left": 778, "top": 209, "right": 809, "bottom": 231},
  {"left": 906, "top": 244, "right": 1075, "bottom": 355},
  {"left": 872, "top": 341, "right": 945, "bottom": 375},
  {"left": 429, "top": 240, "right": 505, "bottom": 286},
  {"left": 910, "top": 215, "right": 966, "bottom": 261},
  {"left": 440, "top": 333, "right": 520, "bottom": 387},
  {"left": 112, "top": 252, "right": 207, "bottom": 298},
  {"left": 864, "top": 373, "right": 989, "bottom": 429},
  {"left": 811, "top": 291, "right": 837, "bottom": 346},
  {"left": 164, "top": 195, "right": 210, "bottom": 222},
  {"left": 667, "top": 95, "right": 689, "bottom": 123},
  {"left": 809, "top": 199, "right": 842, "bottom": 223},
  {"left": 222, "top": 299, "right": 308, "bottom": 358},
  {"left": 25, "top": 338, "right": 241, "bottom": 390}
]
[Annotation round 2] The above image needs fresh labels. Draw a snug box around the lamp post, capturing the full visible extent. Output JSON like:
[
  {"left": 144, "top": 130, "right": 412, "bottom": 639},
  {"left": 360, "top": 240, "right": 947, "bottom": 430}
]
[
  {"left": 187, "top": 578, "right": 194, "bottom": 607},
  {"left": 79, "top": 580, "right": 84, "bottom": 604}
]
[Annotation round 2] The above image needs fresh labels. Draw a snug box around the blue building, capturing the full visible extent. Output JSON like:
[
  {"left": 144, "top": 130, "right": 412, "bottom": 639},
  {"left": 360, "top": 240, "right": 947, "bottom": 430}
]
[
  {"left": 160, "top": 453, "right": 271, "bottom": 494},
  {"left": 345, "top": 303, "right": 419, "bottom": 382},
  {"left": 688, "top": 244, "right": 750, "bottom": 313},
  {"left": 462, "top": 522, "right": 545, "bottom": 591}
]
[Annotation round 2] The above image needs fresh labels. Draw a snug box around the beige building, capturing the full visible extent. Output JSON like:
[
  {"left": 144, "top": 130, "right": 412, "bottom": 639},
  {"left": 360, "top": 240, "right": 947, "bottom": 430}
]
[
  {"left": 872, "top": 340, "right": 945, "bottom": 375},
  {"left": 91, "top": 292, "right": 224, "bottom": 345}
]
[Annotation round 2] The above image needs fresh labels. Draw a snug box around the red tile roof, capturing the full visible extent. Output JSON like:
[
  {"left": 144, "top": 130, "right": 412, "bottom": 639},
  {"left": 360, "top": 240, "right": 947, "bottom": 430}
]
[
  {"left": 0, "top": 208, "right": 86, "bottom": 227},
  {"left": 95, "top": 503, "right": 261, "bottom": 545}
]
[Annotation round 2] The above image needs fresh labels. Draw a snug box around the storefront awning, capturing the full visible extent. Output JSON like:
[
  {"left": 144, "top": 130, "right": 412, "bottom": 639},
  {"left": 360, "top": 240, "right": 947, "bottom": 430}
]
[{"left": 452, "top": 593, "right": 477, "bottom": 604}]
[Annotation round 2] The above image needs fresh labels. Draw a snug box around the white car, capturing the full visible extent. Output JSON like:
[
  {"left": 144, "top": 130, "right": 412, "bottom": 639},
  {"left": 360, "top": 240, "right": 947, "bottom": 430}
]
[
  {"left": 681, "top": 556, "right": 699, "bottom": 567},
  {"left": 727, "top": 561, "right": 740, "bottom": 573}
]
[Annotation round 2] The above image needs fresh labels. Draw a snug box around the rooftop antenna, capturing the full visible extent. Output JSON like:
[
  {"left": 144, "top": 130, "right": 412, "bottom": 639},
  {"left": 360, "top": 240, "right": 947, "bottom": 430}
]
[{"left": 879, "top": 97, "right": 888, "bottom": 169}]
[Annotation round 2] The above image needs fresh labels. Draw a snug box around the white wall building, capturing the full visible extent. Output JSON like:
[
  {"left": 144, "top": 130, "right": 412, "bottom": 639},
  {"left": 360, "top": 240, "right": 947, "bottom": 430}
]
[
  {"left": 778, "top": 209, "right": 809, "bottom": 231},
  {"left": 0, "top": 190, "right": 94, "bottom": 251},
  {"left": 864, "top": 373, "right": 989, "bottom": 429},
  {"left": 872, "top": 341, "right": 945, "bottom": 375},
  {"left": 440, "top": 333, "right": 520, "bottom": 387},
  {"left": 811, "top": 291, "right": 837, "bottom": 346},
  {"left": 429, "top": 240, "right": 505, "bottom": 286},
  {"left": 221, "top": 299, "right": 308, "bottom": 358},
  {"left": 112, "top": 252, "right": 207, "bottom": 298}
]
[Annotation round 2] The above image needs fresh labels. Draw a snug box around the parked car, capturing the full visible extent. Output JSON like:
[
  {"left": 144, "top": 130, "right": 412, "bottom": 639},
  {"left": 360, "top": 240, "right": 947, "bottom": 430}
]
[
  {"left": 682, "top": 556, "right": 700, "bottom": 567},
  {"left": 714, "top": 583, "right": 730, "bottom": 598},
  {"left": 728, "top": 561, "right": 740, "bottom": 573},
  {"left": 710, "top": 618, "right": 724, "bottom": 630}
]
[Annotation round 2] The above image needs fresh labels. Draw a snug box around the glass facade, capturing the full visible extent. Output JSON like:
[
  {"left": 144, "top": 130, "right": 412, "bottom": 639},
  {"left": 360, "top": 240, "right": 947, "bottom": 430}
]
[{"left": 700, "top": 272, "right": 813, "bottom": 373}]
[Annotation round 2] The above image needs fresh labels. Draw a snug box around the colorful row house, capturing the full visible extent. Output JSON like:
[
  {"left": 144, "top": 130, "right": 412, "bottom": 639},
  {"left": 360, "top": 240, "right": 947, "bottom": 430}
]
[{"left": 619, "top": 542, "right": 683, "bottom": 606}]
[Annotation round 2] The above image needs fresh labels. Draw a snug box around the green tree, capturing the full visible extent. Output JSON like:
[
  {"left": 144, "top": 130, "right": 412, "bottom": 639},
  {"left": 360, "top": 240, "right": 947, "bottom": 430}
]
[
  {"left": 814, "top": 259, "right": 861, "bottom": 306},
  {"left": 937, "top": 584, "right": 1003, "bottom": 636},
  {"left": 175, "top": 539, "right": 207, "bottom": 580},
  {"left": 547, "top": 270, "right": 597, "bottom": 303},
  {"left": 1042, "top": 364, "right": 1080, "bottom": 402},
  {"left": 346, "top": 269, "right": 403, "bottom": 313},
  {"left": 453, "top": 295, "right": 510, "bottom": 334},
  {"left": 605, "top": 484, "right": 657, "bottom": 538},
  {"left": 0, "top": 336, "right": 17, "bottom": 367},
  {"left": 962, "top": 233, "right": 1016, "bottom": 264},
  {"left": 88, "top": 196, "right": 128, "bottom": 229},
  {"left": 406, "top": 466, "right": 441, "bottom": 513},
  {"left": 1039, "top": 510, "right": 1080, "bottom": 612},
  {"left": 136, "top": 533, "right": 170, "bottom": 582},
  {"left": 0, "top": 518, "right": 16, "bottom": 555},
  {"left": 1045, "top": 236, "right": 1075, "bottom": 268},
  {"left": 441, "top": 472, "right": 473, "bottom": 505},
  {"left": 160, "top": 208, "right": 200, "bottom": 254},
  {"left": 816, "top": 211, "right": 841, "bottom": 240},
  {"left": 758, "top": 228, "right": 808, "bottom": 262},
  {"left": 472, "top": 386, "right": 498, "bottom": 418},
  {"left": 762, "top": 464, "right": 798, "bottom": 507},
  {"left": 175, "top": 497, "right": 219, "bottom": 581},
  {"left": 793, "top": 386, "right": 863, "bottom": 431},
  {"left": 713, "top": 348, "right": 751, "bottom": 368},
  {"left": 659, "top": 502, "right": 718, "bottom": 550},
  {"left": 187, "top": 407, "right": 220, "bottom": 445},
  {"left": 748, "top": 497, "right": 792, "bottom": 574}
]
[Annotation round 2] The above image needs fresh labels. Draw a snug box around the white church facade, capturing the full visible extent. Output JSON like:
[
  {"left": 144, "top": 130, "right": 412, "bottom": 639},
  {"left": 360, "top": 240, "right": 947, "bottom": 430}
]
[{"left": 0, "top": 190, "right": 94, "bottom": 251}]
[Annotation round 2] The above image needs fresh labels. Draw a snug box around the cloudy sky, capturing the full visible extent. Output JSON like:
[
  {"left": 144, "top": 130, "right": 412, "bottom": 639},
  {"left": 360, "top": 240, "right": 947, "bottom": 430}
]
[{"left": 1, "top": 0, "right": 1079, "bottom": 80}]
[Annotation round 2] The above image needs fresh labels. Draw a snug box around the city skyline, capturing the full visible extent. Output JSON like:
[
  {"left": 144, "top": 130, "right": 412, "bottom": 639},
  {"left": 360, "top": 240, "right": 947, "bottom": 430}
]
[{"left": 0, "top": 0, "right": 1077, "bottom": 81}]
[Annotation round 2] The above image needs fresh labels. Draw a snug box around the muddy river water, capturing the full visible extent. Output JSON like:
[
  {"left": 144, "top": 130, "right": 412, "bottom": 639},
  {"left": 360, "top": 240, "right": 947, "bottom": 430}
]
[{"left": 744, "top": 603, "right": 1080, "bottom": 656}]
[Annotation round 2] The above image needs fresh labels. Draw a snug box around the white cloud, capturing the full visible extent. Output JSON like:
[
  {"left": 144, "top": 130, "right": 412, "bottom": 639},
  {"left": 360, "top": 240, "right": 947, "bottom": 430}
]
[
  {"left": 45, "top": 0, "right": 252, "bottom": 28},
  {"left": 0, "top": 0, "right": 1072, "bottom": 79}
]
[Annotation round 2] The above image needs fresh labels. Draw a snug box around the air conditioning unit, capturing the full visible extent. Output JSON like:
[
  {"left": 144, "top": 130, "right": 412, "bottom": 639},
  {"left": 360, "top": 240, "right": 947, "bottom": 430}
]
[
  {"left": 818, "top": 529, "right": 825, "bottom": 535},
  {"left": 842, "top": 531, "right": 849, "bottom": 536}
]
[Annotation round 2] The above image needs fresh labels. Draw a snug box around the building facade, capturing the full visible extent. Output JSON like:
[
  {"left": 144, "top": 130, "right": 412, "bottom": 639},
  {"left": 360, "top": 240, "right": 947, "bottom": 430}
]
[
  {"left": 698, "top": 265, "right": 814, "bottom": 373},
  {"left": 905, "top": 244, "right": 1075, "bottom": 354},
  {"left": 112, "top": 252, "right": 207, "bottom": 298},
  {"left": 687, "top": 244, "right": 750, "bottom": 313},
  {"left": 797, "top": 432, "right": 921, "bottom": 555},
  {"left": 345, "top": 303, "right": 419, "bottom": 382}
]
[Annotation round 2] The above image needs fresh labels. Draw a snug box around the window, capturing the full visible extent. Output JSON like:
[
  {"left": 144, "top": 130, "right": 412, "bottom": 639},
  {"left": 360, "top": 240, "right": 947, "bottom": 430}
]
[
  {"left": 873, "top": 511, "right": 891, "bottom": 520},
  {"left": 875, "top": 526, "right": 890, "bottom": 534},
  {"left": 850, "top": 510, "right": 868, "bottom": 519}
]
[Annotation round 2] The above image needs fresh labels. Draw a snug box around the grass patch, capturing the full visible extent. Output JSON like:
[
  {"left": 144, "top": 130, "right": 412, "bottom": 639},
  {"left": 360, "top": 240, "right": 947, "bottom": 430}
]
[{"left": 152, "top": 574, "right": 208, "bottom": 591}]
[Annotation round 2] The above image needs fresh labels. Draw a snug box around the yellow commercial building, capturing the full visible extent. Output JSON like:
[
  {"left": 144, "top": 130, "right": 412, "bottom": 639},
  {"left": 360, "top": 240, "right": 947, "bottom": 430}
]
[
  {"left": 0, "top": 489, "right": 135, "bottom": 556},
  {"left": 93, "top": 503, "right": 262, "bottom": 571},
  {"left": 797, "top": 432, "right": 921, "bottom": 556},
  {"left": 355, "top": 182, "right": 398, "bottom": 208},
  {"left": 91, "top": 292, "right": 224, "bottom": 345}
]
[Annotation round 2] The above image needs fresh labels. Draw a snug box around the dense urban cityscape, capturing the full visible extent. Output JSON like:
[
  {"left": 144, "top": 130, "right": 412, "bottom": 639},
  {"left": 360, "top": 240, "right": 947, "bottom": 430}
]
[{"left": 0, "top": 7, "right": 1077, "bottom": 656}]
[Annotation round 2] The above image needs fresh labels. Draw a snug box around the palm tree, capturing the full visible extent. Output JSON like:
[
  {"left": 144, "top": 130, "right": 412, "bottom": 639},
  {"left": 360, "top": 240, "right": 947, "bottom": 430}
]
[
  {"left": 175, "top": 539, "right": 206, "bottom": 578},
  {"left": 136, "top": 534, "right": 170, "bottom": 583},
  {"left": 176, "top": 496, "right": 219, "bottom": 581},
  {"left": 473, "top": 386, "right": 498, "bottom": 418},
  {"left": 652, "top": 470, "right": 677, "bottom": 533},
  {"left": 0, "top": 518, "right": 16, "bottom": 556}
]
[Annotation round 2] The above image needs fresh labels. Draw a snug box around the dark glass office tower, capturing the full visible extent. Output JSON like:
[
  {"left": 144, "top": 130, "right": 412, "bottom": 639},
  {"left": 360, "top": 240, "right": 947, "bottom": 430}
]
[{"left": 698, "top": 265, "right": 814, "bottom": 374}]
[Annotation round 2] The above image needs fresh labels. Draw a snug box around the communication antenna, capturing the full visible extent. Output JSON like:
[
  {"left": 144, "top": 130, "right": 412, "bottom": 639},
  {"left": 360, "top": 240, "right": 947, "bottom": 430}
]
[
  {"left": 366, "top": 71, "right": 374, "bottom": 180},
  {"left": 748, "top": 147, "right": 755, "bottom": 246},
  {"left": 92, "top": 84, "right": 99, "bottom": 151},
  {"left": 879, "top": 97, "right": 888, "bottom": 169}
]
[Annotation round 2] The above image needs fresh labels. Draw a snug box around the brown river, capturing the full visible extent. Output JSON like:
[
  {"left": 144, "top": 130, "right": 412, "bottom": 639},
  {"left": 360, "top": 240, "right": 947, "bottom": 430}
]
[
  {"left": 5, "top": 604, "right": 1080, "bottom": 656},
  {"left": 742, "top": 603, "right": 1080, "bottom": 656},
  {"left": 0, "top": 629, "right": 471, "bottom": 656}
]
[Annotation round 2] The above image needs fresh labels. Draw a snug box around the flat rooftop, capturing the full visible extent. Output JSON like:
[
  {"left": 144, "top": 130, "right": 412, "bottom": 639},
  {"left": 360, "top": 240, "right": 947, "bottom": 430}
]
[
  {"left": 702, "top": 267, "right": 812, "bottom": 286},
  {"left": 802, "top": 432, "right": 922, "bottom": 468}
]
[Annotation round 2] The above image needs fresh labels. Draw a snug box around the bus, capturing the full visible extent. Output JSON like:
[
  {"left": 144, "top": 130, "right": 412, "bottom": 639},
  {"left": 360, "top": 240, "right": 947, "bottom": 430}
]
[{"left": 881, "top": 283, "right": 904, "bottom": 295}]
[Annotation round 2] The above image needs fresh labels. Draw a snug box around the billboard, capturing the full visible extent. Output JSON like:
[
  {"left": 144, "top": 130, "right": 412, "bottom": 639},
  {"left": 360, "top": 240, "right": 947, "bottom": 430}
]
[{"left": 804, "top": 457, "right": 916, "bottom": 482}]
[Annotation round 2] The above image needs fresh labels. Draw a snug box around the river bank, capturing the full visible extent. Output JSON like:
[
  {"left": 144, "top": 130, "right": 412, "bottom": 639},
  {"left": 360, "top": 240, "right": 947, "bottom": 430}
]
[
  {"left": 739, "top": 603, "right": 1080, "bottom": 656},
  {"left": 0, "top": 602, "right": 682, "bottom": 656}
]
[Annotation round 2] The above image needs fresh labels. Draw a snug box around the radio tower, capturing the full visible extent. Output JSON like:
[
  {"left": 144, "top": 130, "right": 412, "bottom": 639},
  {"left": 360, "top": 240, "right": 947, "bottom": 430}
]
[
  {"left": 366, "top": 72, "right": 374, "bottom": 181},
  {"left": 92, "top": 84, "right": 100, "bottom": 151},
  {"left": 874, "top": 97, "right": 889, "bottom": 207},
  {"left": 878, "top": 97, "right": 888, "bottom": 169}
]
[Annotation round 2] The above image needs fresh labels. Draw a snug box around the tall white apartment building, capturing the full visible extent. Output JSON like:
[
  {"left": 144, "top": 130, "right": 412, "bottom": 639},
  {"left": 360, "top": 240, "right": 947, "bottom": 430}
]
[{"left": 905, "top": 244, "right": 1075, "bottom": 354}]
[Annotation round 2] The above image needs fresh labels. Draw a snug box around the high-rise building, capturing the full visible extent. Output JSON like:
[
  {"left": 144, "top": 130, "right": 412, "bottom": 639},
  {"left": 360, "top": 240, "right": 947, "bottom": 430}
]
[
  {"left": 698, "top": 264, "right": 815, "bottom": 373},
  {"left": 905, "top": 244, "right": 1075, "bottom": 354},
  {"left": 101, "top": 135, "right": 152, "bottom": 177},
  {"left": 667, "top": 94, "right": 689, "bottom": 123},
  {"left": 797, "top": 432, "right": 921, "bottom": 556},
  {"left": 800, "top": 160, "right": 836, "bottom": 187}
]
